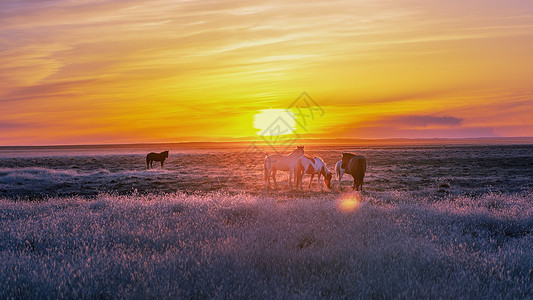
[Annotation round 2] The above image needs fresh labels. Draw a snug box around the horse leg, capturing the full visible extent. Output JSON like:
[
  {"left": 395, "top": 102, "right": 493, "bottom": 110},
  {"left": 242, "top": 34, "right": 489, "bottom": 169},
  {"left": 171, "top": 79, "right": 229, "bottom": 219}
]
[
  {"left": 272, "top": 169, "right": 277, "bottom": 187},
  {"left": 161, "top": 160, "right": 164, "bottom": 169},
  {"left": 308, "top": 174, "right": 314, "bottom": 188},
  {"left": 318, "top": 173, "right": 323, "bottom": 191},
  {"left": 338, "top": 171, "right": 343, "bottom": 190},
  {"left": 289, "top": 169, "right": 293, "bottom": 187},
  {"left": 264, "top": 162, "right": 270, "bottom": 187}
]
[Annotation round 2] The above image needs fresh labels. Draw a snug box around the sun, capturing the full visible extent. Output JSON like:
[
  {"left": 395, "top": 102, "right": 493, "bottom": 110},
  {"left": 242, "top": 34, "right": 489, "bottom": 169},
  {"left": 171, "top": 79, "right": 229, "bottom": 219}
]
[{"left": 253, "top": 109, "right": 296, "bottom": 136}]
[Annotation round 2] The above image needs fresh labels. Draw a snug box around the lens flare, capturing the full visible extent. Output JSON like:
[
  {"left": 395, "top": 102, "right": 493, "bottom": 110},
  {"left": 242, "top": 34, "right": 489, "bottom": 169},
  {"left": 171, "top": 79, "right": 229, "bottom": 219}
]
[{"left": 337, "top": 193, "right": 362, "bottom": 213}]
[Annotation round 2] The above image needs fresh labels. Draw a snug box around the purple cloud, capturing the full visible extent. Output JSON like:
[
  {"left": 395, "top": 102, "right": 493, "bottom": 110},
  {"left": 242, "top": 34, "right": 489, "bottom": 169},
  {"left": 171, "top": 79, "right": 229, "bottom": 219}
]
[{"left": 390, "top": 115, "right": 463, "bottom": 127}]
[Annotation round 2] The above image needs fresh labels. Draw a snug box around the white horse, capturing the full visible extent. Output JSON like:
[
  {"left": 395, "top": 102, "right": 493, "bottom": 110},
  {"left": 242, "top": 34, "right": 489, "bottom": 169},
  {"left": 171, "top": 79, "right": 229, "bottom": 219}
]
[
  {"left": 264, "top": 146, "right": 304, "bottom": 188},
  {"left": 295, "top": 156, "right": 332, "bottom": 191},
  {"left": 335, "top": 160, "right": 345, "bottom": 190}
]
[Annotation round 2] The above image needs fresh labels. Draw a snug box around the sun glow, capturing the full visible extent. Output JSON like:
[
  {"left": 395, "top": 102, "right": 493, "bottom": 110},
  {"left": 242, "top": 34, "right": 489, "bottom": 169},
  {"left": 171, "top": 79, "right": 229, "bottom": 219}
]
[
  {"left": 337, "top": 193, "right": 362, "bottom": 214},
  {"left": 253, "top": 109, "right": 296, "bottom": 136}
]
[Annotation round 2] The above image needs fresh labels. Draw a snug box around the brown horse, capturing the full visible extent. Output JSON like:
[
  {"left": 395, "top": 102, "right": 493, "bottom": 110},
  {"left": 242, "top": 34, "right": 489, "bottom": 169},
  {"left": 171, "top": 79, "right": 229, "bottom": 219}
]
[
  {"left": 146, "top": 151, "right": 169, "bottom": 169},
  {"left": 341, "top": 152, "right": 366, "bottom": 191}
]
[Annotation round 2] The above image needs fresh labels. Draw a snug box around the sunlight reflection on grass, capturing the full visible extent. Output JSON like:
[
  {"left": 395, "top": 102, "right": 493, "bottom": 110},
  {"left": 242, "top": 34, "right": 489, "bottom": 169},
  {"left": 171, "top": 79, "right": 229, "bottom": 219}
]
[{"left": 337, "top": 192, "right": 363, "bottom": 213}]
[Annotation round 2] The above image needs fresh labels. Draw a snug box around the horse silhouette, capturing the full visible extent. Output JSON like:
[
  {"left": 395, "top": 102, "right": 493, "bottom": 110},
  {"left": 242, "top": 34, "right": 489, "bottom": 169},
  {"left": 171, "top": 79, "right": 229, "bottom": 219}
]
[
  {"left": 341, "top": 152, "right": 366, "bottom": 191},
  {"left": 146, "top": 151, "right": 169, "bottom": 169}
]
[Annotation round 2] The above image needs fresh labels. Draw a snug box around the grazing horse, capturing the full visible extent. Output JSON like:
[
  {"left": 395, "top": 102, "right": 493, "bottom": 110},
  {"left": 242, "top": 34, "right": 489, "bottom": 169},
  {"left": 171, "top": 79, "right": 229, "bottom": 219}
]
[
  {"left": 146, "top": 151, "right": 169, "bottom": 169},
  {"left": 264, "top": 146, "right": 304, "bottom": 188},
  {"left": 335, "top": 160, "right": 346, "bottom": 190},
  {"left": 295, "top": 156, "right": 332, "bottom": 191},
  {"left": 341, "top": 153, "right": 367, "bottom": 191}
]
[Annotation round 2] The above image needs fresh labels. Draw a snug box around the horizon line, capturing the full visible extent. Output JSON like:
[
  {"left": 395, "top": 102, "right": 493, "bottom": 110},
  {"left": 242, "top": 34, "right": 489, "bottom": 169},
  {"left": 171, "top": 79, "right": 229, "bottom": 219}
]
[{"left": 2, "top": 136, "right": 533, "bottom": 148}]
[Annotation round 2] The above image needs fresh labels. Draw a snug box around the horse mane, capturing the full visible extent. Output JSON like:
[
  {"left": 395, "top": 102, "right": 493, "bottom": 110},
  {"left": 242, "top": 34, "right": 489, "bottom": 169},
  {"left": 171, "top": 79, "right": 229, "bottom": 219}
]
[
  {"left": 303, "top": 156, "right": 316, "bottom": 164},
  {"left": 342, "top": 152, "right": 356, "bottom": 158},
  {"left": 290, "top": 146, "right": 304, "bottom": 156}
]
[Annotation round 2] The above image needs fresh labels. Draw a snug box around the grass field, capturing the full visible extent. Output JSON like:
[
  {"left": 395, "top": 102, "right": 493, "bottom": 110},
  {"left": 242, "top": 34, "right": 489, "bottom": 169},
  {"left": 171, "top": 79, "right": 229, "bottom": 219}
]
[{"left": 1, "top": 191, "right": 532, "bottom": 298}]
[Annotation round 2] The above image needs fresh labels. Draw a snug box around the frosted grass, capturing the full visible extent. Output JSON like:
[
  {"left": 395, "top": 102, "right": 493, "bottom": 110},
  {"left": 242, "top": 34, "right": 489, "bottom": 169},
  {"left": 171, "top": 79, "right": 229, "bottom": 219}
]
[{"left": 1, "top": 191, "right": 532, "bottom": 298}]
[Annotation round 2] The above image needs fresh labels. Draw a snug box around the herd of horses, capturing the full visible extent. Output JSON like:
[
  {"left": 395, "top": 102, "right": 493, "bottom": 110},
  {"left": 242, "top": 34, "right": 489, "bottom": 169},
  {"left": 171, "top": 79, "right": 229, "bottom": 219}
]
[
  {"left": 146, "top": 146, "right": 366, "bottom": 191},
  {"left": 264, "top": 146, "right": 366, "bottom": 191}
]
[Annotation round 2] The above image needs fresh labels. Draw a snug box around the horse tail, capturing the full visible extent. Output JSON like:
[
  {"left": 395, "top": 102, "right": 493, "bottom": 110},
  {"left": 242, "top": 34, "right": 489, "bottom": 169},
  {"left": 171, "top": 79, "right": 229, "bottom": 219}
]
[
  {"left": 296, "top": 158, "right": 305, "bottom": 186},
  {"left": 356, "top": 157, "right": 367, "bottom": 186},
  {"left": 146, "top": 154, "right": 150, "bottom": 169},
  {"left": 358, "top": 157, "right": 366, "bottom": 178},
  {"left": 264, "top": 157, "right": 270, "bottom": 181}
]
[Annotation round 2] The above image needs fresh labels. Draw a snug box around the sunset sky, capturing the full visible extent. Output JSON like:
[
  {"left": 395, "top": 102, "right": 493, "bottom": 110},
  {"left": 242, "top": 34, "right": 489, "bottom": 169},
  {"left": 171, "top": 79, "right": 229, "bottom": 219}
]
[{"left": 1, "top": 0, "right": 533, "bottom": 145}]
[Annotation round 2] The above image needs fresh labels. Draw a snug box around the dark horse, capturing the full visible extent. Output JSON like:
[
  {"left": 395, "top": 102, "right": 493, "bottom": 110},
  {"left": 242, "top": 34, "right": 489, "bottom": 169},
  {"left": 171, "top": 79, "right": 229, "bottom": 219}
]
[
  {"left": 146, "top": 151, "right": 169, "bottom": 169},
  {"left": 341, "top": 152, "right": 367, "bottom": 191}
]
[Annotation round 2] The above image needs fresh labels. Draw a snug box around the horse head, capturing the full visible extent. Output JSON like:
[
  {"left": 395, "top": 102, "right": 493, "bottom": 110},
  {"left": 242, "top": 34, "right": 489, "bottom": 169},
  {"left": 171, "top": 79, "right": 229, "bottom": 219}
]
[
  {"left": 164, "top": 150, "right": 169, "bottom": 158},
  {"left": 324, "top": 171, "right": 333, "bottom": 189},
  {"left": 341, "top": 152, "right": 355, "bottom": 169},
  {"left": 292, "top": 145, "right": 304, "bottom": 157}
]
